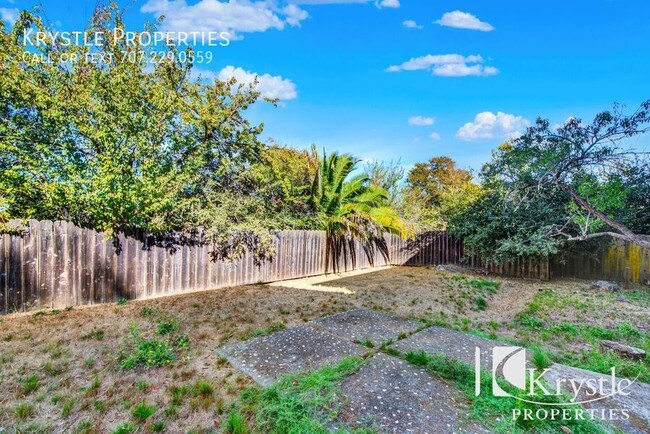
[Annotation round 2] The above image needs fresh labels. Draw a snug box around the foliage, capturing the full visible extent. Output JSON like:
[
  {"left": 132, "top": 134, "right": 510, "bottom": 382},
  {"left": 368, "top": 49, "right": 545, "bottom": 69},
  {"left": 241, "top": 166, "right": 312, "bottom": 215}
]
[
  {"left": 0, "top": 5, "right": 290, "bottom": 258},
  {"left": 403, "top": 157, "right": 482, "bottom": 230},
  {"left": 363, "top": 159, "right": 405, "bottom": 207},
  {"left": 450, "top": 102, "right": 650, "bottom": 260},
  {"left": 309, "top": 150, "right": 411, "bottom": 269}
]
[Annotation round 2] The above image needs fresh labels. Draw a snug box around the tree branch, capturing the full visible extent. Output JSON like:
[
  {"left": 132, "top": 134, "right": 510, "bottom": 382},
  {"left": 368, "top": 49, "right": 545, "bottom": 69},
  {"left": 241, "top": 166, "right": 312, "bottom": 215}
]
[{"left": 557, "top": 182, "right": 650, "bottom": 249}]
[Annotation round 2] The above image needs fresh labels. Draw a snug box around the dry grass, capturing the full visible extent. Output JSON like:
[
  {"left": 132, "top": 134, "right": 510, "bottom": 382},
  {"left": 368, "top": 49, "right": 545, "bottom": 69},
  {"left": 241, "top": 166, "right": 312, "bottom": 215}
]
[{"left": 0, "top": 266, "right": 647, "bottom": 432}]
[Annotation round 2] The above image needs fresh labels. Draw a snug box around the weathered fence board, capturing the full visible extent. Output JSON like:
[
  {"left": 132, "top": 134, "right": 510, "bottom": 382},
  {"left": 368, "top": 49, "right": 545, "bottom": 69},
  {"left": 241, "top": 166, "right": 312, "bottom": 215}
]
[{"left": 3, "top": 220, "right": 646, "bottom": 314}]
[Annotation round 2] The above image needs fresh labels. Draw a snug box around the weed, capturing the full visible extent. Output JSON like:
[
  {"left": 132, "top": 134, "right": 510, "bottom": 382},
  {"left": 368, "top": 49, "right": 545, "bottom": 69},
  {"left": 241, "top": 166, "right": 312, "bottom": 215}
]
[
  {"left": 15, "top": 401, "right": 35, "bottom": 420},
  {"left": 243, "top": 322, "right": 286, "bottom": 340},
  {"left": 233, "top": 357, "right": 367, "bottom": 433},
  {"left": 112, "top": 423, "right": 136, "bottom": 434},
  {"left": 132, "top": 401, "right": 156, "bottom": 421},
  {"left": 82, "top": 328, "right": 105, "bottom": 341},
  {"left": 62, "top": 398, "right": 75, "bottom": 417},
  {"left": 156, "top": 319, "right": 179, "bottom": 336},
  {"left": 192, "top": 379, "right": 214, "bottom": 398},
  {"left": 136, "top": 379, "right": 150, "bottom": 392},
  {"left": 169, "top": 384, "right": 191, "bottom": 405},
  {"left": 152, "top": 421, "right": 166, "bottom": 432},
  {"left": 22, "top": 374, "right": 40, "bottom": 395},
  {"left": 225, "top": 410, "right": 249, "bottom": 434},
  {"left": 531, "top": 347, "right": 552, "bottom": 370},
  {"left": 140, "top": 306, "right": 159, "bottom": 317},
  {"left": 474, "top": 297, "right": 487, "bottom": 311},
  {"left": 467, "top": 278, "right": 500, "bottom": 293},
  {"left": 117, "top": 298, "right": 128, "bottom": 306},
  {"left": 356, "top": 339, "right": 374, "bottom": 348},
  {"left": 93, "top": 399, "right": 106, "bottom": 413},
  {"left": 73, "top": 419, "right": 95, "bottom": 434},
  {"left": 84, "top": 357, "right": 95, "bottom": 369},
  {"left": 118, "top": 327, "right": 177, "bottom": 370}
]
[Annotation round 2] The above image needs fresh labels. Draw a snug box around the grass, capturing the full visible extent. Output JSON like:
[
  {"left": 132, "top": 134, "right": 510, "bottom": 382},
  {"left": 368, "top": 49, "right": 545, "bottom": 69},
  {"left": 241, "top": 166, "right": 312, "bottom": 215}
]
[
  {"left": 15, "top": 401, "right": 35, "bottom": 420},
  {"left": 403, "top": 351, "right": 609, "bottom": 433},
  {"left": 511, "top": 290, "right": 650, "bottom": 382},
  {"left": 132, "top": 401, "right": 156, "bottom": 421},
  {"left": 113, "top": 422, "right": 136, "bottom": 434},
  {"left": 0, "top": 267, "right": 646, "bottom": 431},
  {"left": 230, "top": 357, "right": 373, "bottom": 433},
  {"left": 117, "top": 323, "right": 189, "bottom": 370},
  {"left": 21, "top": 374, "right": 40, "bottom": 395},
  {"left": 243, "top": 321, "right": 286, "bottom": 340}
]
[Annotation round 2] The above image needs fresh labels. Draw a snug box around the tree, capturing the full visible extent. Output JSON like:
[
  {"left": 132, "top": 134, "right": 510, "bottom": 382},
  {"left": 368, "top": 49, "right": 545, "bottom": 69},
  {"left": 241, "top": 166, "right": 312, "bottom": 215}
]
[
  {"left": 363, "top": 159, "right": 404, "bottom": 207},
  {"left": 403, "top": 156, "right": 482, "bottom": 230},
  {"left": 309, "top": 150, "right": 411, "bottom": 270},
  {"left": 483, "top": 102, "right": 650, "bottom": 249},
  {"left": 0, "top": 5, "right": 263, "bottom": 237}
]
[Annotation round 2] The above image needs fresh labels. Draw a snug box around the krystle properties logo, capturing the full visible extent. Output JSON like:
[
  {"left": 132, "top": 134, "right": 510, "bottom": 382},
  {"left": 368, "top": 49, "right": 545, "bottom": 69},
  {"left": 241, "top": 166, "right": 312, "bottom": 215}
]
[{"left": 474, "top": 346, "right": 636, "bottom": 406}]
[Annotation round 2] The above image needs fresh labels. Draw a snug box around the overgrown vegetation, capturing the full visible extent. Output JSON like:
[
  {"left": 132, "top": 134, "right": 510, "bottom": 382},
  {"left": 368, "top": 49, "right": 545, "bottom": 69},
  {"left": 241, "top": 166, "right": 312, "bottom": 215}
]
[{"left": 228, "top": 357, "right": 373, "bottom": 434}]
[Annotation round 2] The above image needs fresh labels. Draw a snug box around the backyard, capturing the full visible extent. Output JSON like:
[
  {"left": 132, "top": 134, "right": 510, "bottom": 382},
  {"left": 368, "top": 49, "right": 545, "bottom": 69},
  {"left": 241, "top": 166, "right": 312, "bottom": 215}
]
[{"left": 0, "top": 266, "right": 648, "bottom": 433}]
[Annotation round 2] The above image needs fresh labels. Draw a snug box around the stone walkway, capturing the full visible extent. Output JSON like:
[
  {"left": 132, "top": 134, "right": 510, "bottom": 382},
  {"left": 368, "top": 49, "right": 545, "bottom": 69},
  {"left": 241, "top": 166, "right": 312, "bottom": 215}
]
[{"left": 216, "top": 308, "right": 649, "bottom": 434}]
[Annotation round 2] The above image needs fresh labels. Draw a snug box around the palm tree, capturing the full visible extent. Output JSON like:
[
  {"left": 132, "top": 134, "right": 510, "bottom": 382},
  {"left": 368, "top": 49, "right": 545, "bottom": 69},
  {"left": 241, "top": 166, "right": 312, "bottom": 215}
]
[{"left": 309, "top": 149, "right": 412, "bottom": 272}]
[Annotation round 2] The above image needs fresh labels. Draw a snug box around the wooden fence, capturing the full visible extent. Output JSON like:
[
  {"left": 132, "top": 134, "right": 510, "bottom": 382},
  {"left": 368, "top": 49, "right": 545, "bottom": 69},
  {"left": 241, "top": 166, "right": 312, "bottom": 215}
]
[
  {"left": 2, "top": 220, "right": 646, "bottom": 314},
  {"left": 551, "top": 237, "right": 650, "bottom": 284}
]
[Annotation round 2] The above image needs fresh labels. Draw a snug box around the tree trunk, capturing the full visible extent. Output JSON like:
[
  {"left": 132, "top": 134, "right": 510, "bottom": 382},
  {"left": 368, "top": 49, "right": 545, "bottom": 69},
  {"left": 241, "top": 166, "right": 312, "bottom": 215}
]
[{"left": 557, "top": 182, "right": 650, "bottom": 249}]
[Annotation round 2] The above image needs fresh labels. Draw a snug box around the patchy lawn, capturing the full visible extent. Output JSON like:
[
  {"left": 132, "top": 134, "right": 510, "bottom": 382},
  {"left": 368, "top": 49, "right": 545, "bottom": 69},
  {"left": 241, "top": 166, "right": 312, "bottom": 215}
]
[{"left": 0, "top": 266, "right": 648, "bottom": 433}]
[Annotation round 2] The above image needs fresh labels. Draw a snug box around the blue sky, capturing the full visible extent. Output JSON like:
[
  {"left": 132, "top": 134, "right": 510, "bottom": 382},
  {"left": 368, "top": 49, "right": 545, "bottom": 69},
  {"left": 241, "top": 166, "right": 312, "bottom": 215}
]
[{"left": 3, "top": 0, "right": 650, "bottom": 172}]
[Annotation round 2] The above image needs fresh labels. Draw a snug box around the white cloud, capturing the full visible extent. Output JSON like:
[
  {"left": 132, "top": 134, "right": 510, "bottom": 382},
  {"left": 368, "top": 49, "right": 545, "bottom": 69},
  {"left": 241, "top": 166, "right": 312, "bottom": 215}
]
[
  {"left": 433, "top": 63, "right": 499, "bottom": 77},
  {"left": 435, "top": 10, "right": 494, "bottom": 31},
  {"left": 386, "top": 54, "right": 498, "bottom": 77},
  {"left": 375, "top": 0, "right": 399, "bottom": 8},
  {"left": 429, "top": 132, "right": 441, "bottom": 141},
  {"left": 457, "top": 112, "right": 530, "bottom": 140},
  {"left": 141, "top": 0, "right": 309, "bottom": 39},
  {"left": 402, "top": 20, "right": 422, "bottom": 29},
  {"left": 0, "top": 7, "right": 19, "bottom": 26},
  {"left": 408, "top": 116, "right": 435, "bottom": 126},
  {"left": 217, "top": 65, "right": 298, "bottom": 100},
  {"left": 283, "top": 4, "right": 309, "bottom": 26}
]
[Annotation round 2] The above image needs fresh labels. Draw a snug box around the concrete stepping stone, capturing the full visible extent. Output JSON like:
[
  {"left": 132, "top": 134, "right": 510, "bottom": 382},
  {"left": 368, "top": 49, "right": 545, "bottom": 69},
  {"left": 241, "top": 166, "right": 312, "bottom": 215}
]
[
  {"left": 392, "top": 326, "right": 516, "bottom": 370},
  {"left": 336, "top": 353, "right": 486, "bottom": 434},
  {"left": 216, "top": 324, "right": 368, "bottom": 386},
  {"left": 309, "top": 307, "right": 425, "bottom": 344}
]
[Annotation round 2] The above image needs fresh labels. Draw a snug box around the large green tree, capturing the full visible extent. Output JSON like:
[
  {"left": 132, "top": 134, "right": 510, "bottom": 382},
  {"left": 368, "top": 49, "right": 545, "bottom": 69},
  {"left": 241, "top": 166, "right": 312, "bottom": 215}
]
[
  {"left": 0, "top": 6, "right": 263, "bottom": 237},
  {"left": 451, "top": 102, "right": 650, "bottom": 262},
  {"left": 403, "top": 156, "right": 482, "bottom": 230}
]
